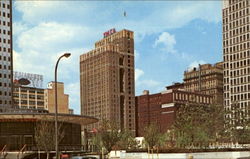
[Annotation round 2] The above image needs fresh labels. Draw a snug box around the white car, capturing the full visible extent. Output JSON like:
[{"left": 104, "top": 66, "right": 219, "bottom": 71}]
[{"left": 71, "top": 156, "right": 98, "bottom": 159}]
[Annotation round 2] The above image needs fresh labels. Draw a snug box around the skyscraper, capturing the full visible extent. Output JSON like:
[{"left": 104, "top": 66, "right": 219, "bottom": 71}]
[
  {"left": 0, "top": 0, "right": 13, "bottom": 110},
  {"left": 80, "top": 29, "right": 135, "bottom": 133},
  {"left": 223, "top": 0, "right": 250, "bottom": 125}
]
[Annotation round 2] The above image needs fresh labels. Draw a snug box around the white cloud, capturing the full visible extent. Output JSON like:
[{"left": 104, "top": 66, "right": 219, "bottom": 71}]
[
  {"left": 13, "top": 1, "right": 221, "bottom": 113},
  {"left": 13, "top": 22, "right": 29, "bottom": 36},
  {"left": 137, "top": 79, "right": 161, "bottom": 88},
  {"left": 135, "top": 68, "right": 163, "bottom": 95},
  {"left": 136, "top": 79, "right": 163, "bottom": 96},
  {"left": 14, "top": 1, "right": 221, "bottom": 40},
  {"left": 14, "top": 22, "right": 94, "bottom": 74},
  {"left": 65, "top": 82, "right": 81, "bottom": 114},
  {"left": 154, "top": 32, "right": 176, "bottom": 54},
  {"left": 135, "top": 68, "right": 144, "bottom": 82},
  {"left": 113, "top": 1, "right": 221, "bottom": 39},
  {"left": 14, "top": 1, "right": 94, "bottom": 25},
  {"left": 16, "top": 22, "right": 94, "bottom": 52},
  {"left": 13, "top": 22, "right": 95, "bottom": 114},
  {"left": 188, "top": 60, "right": 206, "bottom": 71},
  {"left": 135, "top": 50, "right": 140, "bottom": 62}
]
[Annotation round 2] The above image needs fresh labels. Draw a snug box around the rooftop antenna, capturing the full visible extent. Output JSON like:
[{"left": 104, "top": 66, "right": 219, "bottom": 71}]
[
  {"left": 123, "top": 11, "right": 127, "bottom": 29},
  {"left": 123, "top": 11, "right": 127, "bottom": 17}
]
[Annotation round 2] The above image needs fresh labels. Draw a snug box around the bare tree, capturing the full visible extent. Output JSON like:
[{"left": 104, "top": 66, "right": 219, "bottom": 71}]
[
  {"left": 35, "top": 119, "right": 65, "bottom": 159},
  {"left": 92, "top": 120, "right": 121, "bottom": 154}
]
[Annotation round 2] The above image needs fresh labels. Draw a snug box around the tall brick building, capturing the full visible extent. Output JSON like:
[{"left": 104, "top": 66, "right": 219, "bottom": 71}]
[
  {"left": 183, "top": 62, "right": 223, "bottom": 105},
  {"left": 136, "top": 85, "right": 213, "bottom": 137},
  {"left": 223, "top": 0, "right": 250, "bottom": 125},
  {"left": 80, "top": 29, "right": 135, "bottom": 133},
  {"left": 0, "top": 0, "right": 13, "bottom": 110}
]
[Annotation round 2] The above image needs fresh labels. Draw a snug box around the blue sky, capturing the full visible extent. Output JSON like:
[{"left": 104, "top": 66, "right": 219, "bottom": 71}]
[{"left": 12, "top": 1, "right": 222, "bottom": 114}]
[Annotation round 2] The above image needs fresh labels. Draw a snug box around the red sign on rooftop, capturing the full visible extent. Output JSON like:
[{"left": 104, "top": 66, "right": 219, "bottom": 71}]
[{"left": 103, "top": 28, "right": 116, "bottom": 38}]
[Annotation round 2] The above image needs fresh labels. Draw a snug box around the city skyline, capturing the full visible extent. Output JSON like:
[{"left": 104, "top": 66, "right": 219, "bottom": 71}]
[{"left": 12, "top": 1, "right": 222, "bottom": 114}]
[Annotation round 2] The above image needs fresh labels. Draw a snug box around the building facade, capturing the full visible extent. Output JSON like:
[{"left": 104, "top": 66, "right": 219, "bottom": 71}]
[
  {"left": 223, "top": 0, "right": 250, "bottom": 125},
  {"left": 0, "top": 0, "right": 13, "bottom": 109},
  {"left": 0, "top": 113, "right": 98, "bottom": 151},
  {"left": 13, "top": 80, "right": 70, "bottom": 114},
  {"left": 44, "top": 81, "right": 69, "bottom": 114},
  {"left": 80, "top": 29, "right": 135, "bottom": 133},
  {"left": 183, "top": 62, "right": 223, "bottom": 105},
  {"left": 13, "top": 86, "right": 45, "bottom": 110},
  {"left": 12, "top": 72, "right": 45, "bottom": 110},
  {"left": 136, "top": 86, "right": 213, "bottom": 137}
]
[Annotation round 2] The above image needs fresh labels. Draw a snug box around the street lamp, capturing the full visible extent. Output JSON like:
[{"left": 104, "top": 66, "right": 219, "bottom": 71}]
[{"left": 54, "top": 53, "right": 71, "bottom": 159}]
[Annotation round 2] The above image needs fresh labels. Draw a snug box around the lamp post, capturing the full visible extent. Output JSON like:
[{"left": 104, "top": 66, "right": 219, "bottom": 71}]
[{"left": 54, "top": 53, "right": 71, "bottom": 159}]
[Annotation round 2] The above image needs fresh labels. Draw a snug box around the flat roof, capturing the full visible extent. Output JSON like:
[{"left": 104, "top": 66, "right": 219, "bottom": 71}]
[{"left": 0, "top": 112, "right": 98, "bottom": 125}]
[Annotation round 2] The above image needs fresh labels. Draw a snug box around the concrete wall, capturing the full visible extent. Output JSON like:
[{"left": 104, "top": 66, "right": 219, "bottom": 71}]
[
  {"left": 45, "top": 82, "right": 69, "bottom": 114},
  {"left": 110, "top": 151, "right": 250, "bottom": 159}
]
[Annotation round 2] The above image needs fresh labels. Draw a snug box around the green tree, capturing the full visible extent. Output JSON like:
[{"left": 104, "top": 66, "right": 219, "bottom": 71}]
[
  {"left": 143, "top": 123, "right": 168, "bottom": 150},
  {"left": 92, "top": 120, "right": 121, "bottom": 153},
  {"left": 117, "top": 129, "right": 138, "bottom": 150},
  {"left": 173, "top": 103, "right": 224, "bottom": 148}
]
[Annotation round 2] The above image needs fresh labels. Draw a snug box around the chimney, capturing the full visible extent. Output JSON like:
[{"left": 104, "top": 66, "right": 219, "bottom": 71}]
[{"left": 142, "top": 90, "right": 149, "bottom": 95}]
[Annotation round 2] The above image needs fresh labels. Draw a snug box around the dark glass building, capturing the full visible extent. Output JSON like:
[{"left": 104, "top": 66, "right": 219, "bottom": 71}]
[{"left": 0, "top": 113, "right": 98, "bottom": 151}]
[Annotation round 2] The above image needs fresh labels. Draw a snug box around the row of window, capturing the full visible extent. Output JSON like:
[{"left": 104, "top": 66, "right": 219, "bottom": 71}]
[
  {"left": 0, "top": 28, "right": 10, "bottom": 35},
  {"left": 13, "top": 93, "right": 44, "bottom": 99},
  {"left": 229, "top": 93, "right": 250, "bottom": 102},
  {"left": 223, "top": 23, "right": 249, "bottom": 40},
  {"left": 16, "top": 100, "right": 44, "bottom": 106},
  {"left": 0, "top": 3, "right": 10, "bottom": 9},
  {"left": 0, "top": 20, "right": 11, "bottom": 27},
  {"left": 224, "top": 101, "right": 249, "bottom": 111},
  {"left": 223, "top": 8, "right": 249, "bottom": 21},
  {"left": 0, "top": 47, "right": 11, "bottom": 53},
  {"left": 224, "top": 79, "right": 250, "bottom": 92},
  {"left": 0, "top": 100, "right": 11, "bottom": 105},
  {"left": 224, "top": 50, "right": 250, "bottom": 61},
  {"left": 0, "top": 82, "right": 11, "bottom": 87},
  {"left": 0, "top": 73, "right": 11, "bottom": 79},
  {"left": 17, "top": 89, "right": 44, "bottom": 94},
  {"left": 0, "top": 55, "right": 10, "bottom": 61},
  {"left": 0, "top": 11, "right": 10, "bottom": 18},
  {"left": 0, "top": 91, "right": 11, "bottom": 96},
  {"left": 229, "top": 84, "right": 250, "bottom": 94},
  {"left": 185, "top": 72, "right": 222, "bottom": 80},
  {"left": 230, "top": 76, "right": 250, "bottom": 85},
  {"left": 225, "top": 69, "right": 250, "bottom": 80},
  {"left": 0, "top": 38, "right": 11, "bottom": 44},
  {"left": 228, "top": 1, "right": 249, "bottom": 12},
  {"left": 225, "top": 59, "right": 250, "bottom": 71},
  {"left": 223, "top": 27, "right": 249, "bottom": 44},
  {"left": 223, "top": 42, "right": 250, "bottom": 54},
  {"left": 0, "top": 65, "right": 11, "bottom": 70},
  {"left": 174, "top": 92, "right": 212, "bottom": 104}
]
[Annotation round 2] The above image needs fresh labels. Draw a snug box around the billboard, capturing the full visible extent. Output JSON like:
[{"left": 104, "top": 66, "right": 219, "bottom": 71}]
[{"left": 13, "top": 71, "right": 43, "bottom": 88}]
